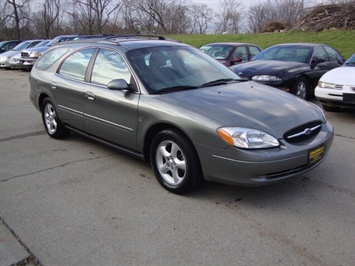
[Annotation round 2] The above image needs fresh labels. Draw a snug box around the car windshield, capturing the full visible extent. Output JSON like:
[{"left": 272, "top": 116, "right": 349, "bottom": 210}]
[
  {"left": 46, "top": 36, "right": 75, "bottom": 47},
  {"left": 253, "top": 45, "right": 312, "bottom": 63},
  {"left": 344, "top": 54, "right": 355, "bottom": 66},
  {"left": 127, "top": 46, "right": 240, "bottom": 94},
  {"left": 34, "top": 40, "right": 51, "bottom": 47},
  {"left": 12, "top": 41, "right": 31, "bottom": 51},
  {"left": 199, "top": 44, "right": 233, "bottom": 60}
]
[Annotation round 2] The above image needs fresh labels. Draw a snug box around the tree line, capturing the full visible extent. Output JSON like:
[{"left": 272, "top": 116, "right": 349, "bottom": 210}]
[{"left": 0, "top": 0, "right": 352, "bottom": 40}]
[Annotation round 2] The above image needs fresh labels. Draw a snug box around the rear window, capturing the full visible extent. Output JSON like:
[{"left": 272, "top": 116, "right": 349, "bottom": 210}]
[{"left": 36, "top": 47, "right": 70, "bottom": 71}]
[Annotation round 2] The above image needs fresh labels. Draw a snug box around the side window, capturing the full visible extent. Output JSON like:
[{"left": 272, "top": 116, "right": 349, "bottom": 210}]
[
  {"left": 3, "top": 43, "right": 10, "bottom": 50},
  {"left": 313, "top": 46, "right": 328, "bottom": 62},
  {"left": 233, "top": 46, "right": 247, "bottom": 61},
  {"left": 28, "top": 41, "right": 40, "bottom": 48},
  {"left": 36, "top": 47, "right": 71, "bottom": 71},
  {"left": 59, "top": 48, "right": 95, "bottom": 81},
  {"left": 249, "top": 46, "right": 261, "bottom": 59},
  {"left": 91, "top": 49, "right": 131, "bottom": 86},
  {"left": 324, "top": 46, "right": 343, "bottom": 63}
]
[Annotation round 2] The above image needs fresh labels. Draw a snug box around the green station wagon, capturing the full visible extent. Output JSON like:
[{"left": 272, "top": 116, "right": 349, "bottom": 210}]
[{"left": 29, "top": 36, "right": 334, "bottom": 194}]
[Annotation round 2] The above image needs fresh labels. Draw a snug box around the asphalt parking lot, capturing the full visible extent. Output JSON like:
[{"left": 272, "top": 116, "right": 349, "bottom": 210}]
[{"left": 0, "top": 69, "right": 354, "bottom": 265}]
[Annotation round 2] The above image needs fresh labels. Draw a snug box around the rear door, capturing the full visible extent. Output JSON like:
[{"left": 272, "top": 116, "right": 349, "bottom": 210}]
[{"left": 54, "top": 48, "right": 96, "bottom": 129}]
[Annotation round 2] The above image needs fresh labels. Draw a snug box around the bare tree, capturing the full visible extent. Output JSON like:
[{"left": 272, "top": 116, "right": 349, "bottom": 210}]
[
  {"left": 31, "top": 0, "right": 66, "bottom": 38},
  {"left": 5, "top": 0, "right": 31, "bottom": 39},
  {"left": 0, "top": 1, "right": 11, "bottom": 30},
  {"left": 214, "top": 0, "right": 243, "bottom": 34},
  {"left": 74, "top": 0, "right": 122, "bottom": 34},
  {"left": 247, "top": 0, "right": 306, "bottom": 33},
  {"left": 130, "top": 0, "right": 189, "bottom": 34},
  {"left": 188, "top": 4, "right": 214, "bottom": 34},
  {"left": 121, "top": 0, "right": 142, "bottom": 33}
]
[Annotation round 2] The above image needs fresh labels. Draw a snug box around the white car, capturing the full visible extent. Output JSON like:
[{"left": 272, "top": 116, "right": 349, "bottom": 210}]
[{"left": 315, "top": 54, "right": 355, "bottom": 111}]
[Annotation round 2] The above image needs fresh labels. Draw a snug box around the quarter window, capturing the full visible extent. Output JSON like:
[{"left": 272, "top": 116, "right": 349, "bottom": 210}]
[
  {"left": 313, "top": 46, "right": 328, "bottom": 62},
  {"left": 233, "top": 46, "right": 247, "bottom": 61},
  {"left": 91, "top": 49, "right": 131, "bottom": 86},
  {"left": 249, "top": 46, "right": 261, "bottom": 59},
  {"left": 59, "top": 48, "right": 95, "bottom": 81},
  {"left": 36, "top": 47, "right": 70, "bottom": 71},
  {"left": 323, "top": 46, "right": 343, "bottom": 63}
]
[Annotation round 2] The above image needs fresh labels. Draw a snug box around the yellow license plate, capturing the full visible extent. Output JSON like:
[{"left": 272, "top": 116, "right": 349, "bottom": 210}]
[{"left": 308, "top": 145, "right": 325, "bottom": 165}]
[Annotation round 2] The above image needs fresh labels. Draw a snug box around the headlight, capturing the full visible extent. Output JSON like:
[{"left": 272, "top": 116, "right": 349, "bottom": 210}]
[
  {"left": 30, "top": 52, "right": 41, "bottom": 58},
  {"left": 252, "top": 75, "right": 282, "bottom": 81},
  {"left": 317, "top": 80, "right": 342, "bottom": 90},
  {"left": 217, "top": 127, "right": 280, "bottom": 149}
]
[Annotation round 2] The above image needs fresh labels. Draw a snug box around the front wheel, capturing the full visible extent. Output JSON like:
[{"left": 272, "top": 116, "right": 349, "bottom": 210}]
[
  {"left": 292, "top": 77, "right": 309, "bottom": 100},
  {"left": 322, "top": 104, "right": 340, "bottom": 112},
  {"left": 150, "top": 129, "right": 203, "bottom": 194},
  {"left": 41, "top": 98, "right": 69, "bottom": 139}
]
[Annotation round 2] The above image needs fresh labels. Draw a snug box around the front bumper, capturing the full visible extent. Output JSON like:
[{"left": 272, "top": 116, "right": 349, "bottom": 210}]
[
  {"left": 315, "top": 86, "right": 355, "bottom": 109},
  {"left": 0, "top": 58, "right": 10, "bottom": 68},
  {"left": 195, "top": 121, "right": 334, "bottom": 186},
  {"left": 22, "top": 57, "right": 38, "bottom": 67},
  {"left": 10, "top": 57, "right": 23, "bottom": 69}
]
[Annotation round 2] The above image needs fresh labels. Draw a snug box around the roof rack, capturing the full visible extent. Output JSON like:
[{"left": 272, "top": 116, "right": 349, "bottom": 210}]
[{"left": 104, "top": 34, "right": 166, "bottom": 40}]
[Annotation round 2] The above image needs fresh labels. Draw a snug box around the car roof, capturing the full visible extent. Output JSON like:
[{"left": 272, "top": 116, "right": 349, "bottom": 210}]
[
  {"left": 0, "top": 40, "right": 21, "bottom": 44},
  {"left": 269, "top": 43, "right": 323, "bottom": 47},
  {"left": 56, "top": 35, "right": 184, "bottom": 50},
  {"left": 202, "top": 42, "right": 259, "bottom": 46}
]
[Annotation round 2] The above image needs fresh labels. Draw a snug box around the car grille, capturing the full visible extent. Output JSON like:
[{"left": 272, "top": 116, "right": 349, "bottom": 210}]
[
  {"left": 21, "top": 52, "right": 29, "bottom": 57},
  {"left": 284, "top": 121, "right": 322, "bottom": 143}
]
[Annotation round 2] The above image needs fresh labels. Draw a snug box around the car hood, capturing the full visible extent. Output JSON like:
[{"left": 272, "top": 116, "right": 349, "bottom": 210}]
[
  {"left": 22, "top": 46, "right": 50, "bottom": 53},
  {"left": 230, "top": 60, "right": 309, "bottom": 78},
  {"left": 0, "top": 50, "right": 18, "bottom": 58},
  {"left": 320, "top": 66, "right": 355, "bottom": 85},
  {"left": 160, "top": 81, "right": 324, "bottom": 138}
]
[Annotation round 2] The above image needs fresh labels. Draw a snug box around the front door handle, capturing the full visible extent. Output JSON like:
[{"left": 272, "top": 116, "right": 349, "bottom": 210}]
[
  {"left": 85, "top": 92, "right": 95, "bottom": 101},
  {"left": 51, "top": 83, "right": 57, "bottom": 90}
]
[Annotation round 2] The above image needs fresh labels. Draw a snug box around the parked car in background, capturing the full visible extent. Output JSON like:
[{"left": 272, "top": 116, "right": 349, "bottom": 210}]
[
  {"left": 199, "top": 42, "right": 262, "bottom": 66},
  {"left": 229, "top": 43, "right": 345, "bottom": 99},
  {"left": 0, "top": 40, "right": 22, "bottom": 54},
  {"left": 19, "top": 35, "right": 78, "bottom": 70},
  {"left": 315, "top": 53, "right": 355, "bottom": 111},
  {"left": 10, "top": 40, "right": 51, "bottom": 70},
  {"left": 0, "top": 40, "right": 43, "bottom": 69},
  {"left": 29, "top": 36, "right": 333, "bottom": 194}
]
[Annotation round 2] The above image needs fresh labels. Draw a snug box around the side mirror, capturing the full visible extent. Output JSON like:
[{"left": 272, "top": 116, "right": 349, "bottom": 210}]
[
  {"left": 311, "top": 58, "right": 326, "bottom": 68},
  {"left": 107, "top": 79, "right": 129, "bottom": 91}
]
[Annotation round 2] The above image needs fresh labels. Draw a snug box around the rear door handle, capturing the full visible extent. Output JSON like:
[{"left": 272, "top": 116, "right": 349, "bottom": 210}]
[
  {"left": 85, "top": 92, "right": 95, "bottom": 101},
  {"left": 51, "top": 83, "right": 57, "bottom": 90}
]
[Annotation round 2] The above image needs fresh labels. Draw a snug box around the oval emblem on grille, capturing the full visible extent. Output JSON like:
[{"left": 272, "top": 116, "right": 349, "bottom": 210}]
[{"left": 305, "top": 128, "right": 312, "bottom": 135}]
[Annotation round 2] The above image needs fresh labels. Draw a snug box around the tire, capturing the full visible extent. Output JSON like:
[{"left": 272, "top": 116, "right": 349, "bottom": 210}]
[
  {"left": 150, "top": 129, "right": 203, "bottom": 194},
  {"left": 292, "top": 77, "right": 309, "bottom": 100},
  {"left": 41, "top": 98, "right": 69, "bottom": 139},
  {"left": 322, "top": 104, "right": 340, "bottom": 112}
]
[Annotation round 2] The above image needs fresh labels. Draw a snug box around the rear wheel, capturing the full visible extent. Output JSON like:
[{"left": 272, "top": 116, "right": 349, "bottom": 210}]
[
  {"left": 150, "top": 129, "right": 203, "bottom": 194},
  {"left": 41, "top": 98, "right": 69, "bottom": 139},
  {"left": 292, "top": 77, "right": 309, "bottom": 99}
]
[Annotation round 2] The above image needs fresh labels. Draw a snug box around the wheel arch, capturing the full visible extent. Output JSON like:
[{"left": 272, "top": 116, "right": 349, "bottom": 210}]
[
  {"left": 38, "top": 93, "right": 51, "bottom": 110},
  {"left": 142, "top": 123, "right": 196, "bottom": 163}
]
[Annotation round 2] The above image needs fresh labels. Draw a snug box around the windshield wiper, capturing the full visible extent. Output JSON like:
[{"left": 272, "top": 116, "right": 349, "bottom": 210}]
[
  {"left": 200, "top": 78, "right": 246, "bottom": 87},
  {"left": 152, "top": 85, "right": 199, "bottom": 94}
]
